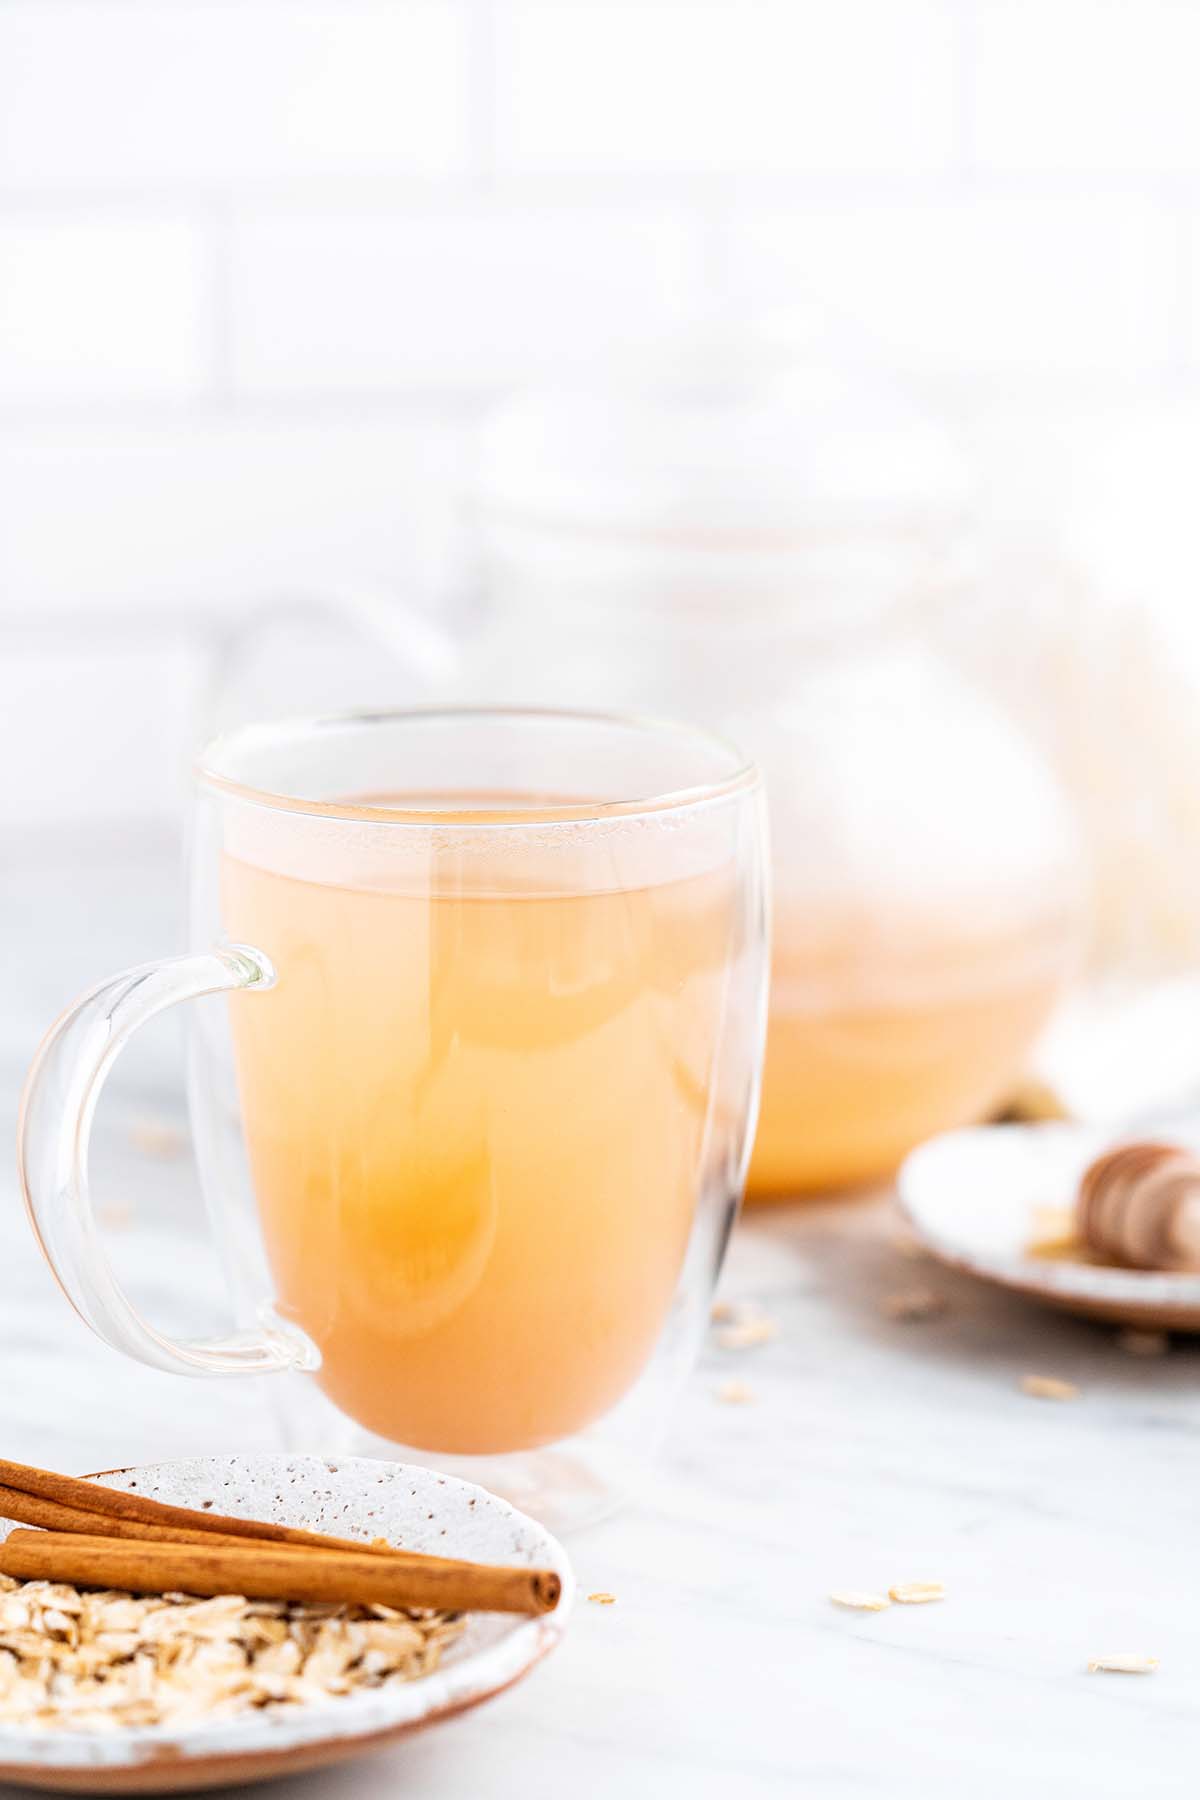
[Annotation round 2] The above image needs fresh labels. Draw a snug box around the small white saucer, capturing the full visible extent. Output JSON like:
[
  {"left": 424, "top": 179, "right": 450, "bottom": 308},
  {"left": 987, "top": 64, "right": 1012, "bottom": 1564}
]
[
  {"left": 898, "top": 1121, "right": 1200, "bottom": 1331},
  {"left": 0, "top": 1454, "right": 574, "bottom": 1794}
]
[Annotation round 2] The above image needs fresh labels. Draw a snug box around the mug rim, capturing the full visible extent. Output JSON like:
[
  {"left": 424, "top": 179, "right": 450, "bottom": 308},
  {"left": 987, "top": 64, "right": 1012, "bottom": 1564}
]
[{"left": 195, "top": 704, "right": 760, "bottom": 827}]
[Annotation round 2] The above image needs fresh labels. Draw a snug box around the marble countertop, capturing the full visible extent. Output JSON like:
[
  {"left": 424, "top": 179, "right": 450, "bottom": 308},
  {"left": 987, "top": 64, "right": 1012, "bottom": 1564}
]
[{"left": 1, "top": 838, "right": 1195, "bottom": 1798}]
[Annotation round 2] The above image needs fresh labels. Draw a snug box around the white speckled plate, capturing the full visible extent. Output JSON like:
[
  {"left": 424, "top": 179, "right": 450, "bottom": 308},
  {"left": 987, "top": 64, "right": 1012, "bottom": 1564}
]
[
  {"left": 0, "top": 1454, "right": 574, "bottom": 1795},
  {"left": 898, "top": 1122, "right": 1200, "bottom": 1331}
]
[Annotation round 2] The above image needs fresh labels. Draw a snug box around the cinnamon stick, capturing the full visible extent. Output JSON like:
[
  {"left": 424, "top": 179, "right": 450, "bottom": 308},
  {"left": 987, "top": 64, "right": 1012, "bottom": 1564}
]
[
  {"left": 0, "top": 1485, "right": 268, "bottom": 1549},
  {"left": 0, "top": 1496, "right": 552, "bottom": 1598},
  {"left": 0, "top": 1531, "right": 560, "bottom": 1618},
  {"left": 0, "top": 1458, "right": 399, "bottom": 1557},
  {"left": 0, "top": 1485, "right": 457, "bottom": 1565}
]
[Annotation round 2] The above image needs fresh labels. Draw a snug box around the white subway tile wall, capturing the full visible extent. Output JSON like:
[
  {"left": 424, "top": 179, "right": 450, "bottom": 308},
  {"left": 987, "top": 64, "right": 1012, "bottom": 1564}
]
[
  {"left": 971, "top": 0, "right": 1200, "bottom": 176},
  {"left": 1, "top": 0, "right": 1197, "bottom": 829},
  {"left": 0, "top": 639, "right": 204, "bottom": 831},
  {"left": 496, "top": 0, "right": 960, "bottom": 174},
  {"left": 229, "top": 204, "right": 702, "bottom": 393},
  {"left": 0, "top": 417, "right": 463, "bottom": 618},
  {"left": 0, "top": 2, "right": 471, "bottom": 187},
  {"left": 0, "top": 216, "right": 213, "bottom": 403},
  {"left": 730, "top": 194, "right": 1182, "bottom": 380}
]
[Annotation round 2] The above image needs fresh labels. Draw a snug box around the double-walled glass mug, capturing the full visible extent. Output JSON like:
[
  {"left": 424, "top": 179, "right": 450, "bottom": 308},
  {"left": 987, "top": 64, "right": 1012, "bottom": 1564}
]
[{"left": 19, "top": 709, "right": 769, "bottom": 1529}]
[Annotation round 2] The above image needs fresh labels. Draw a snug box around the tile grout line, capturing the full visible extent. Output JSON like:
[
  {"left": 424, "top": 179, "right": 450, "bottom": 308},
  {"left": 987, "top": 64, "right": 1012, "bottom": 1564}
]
[
  {"left": 1169, "top": 200, "right": 1195, "bottom": 377},
  {"left": 951, "top": 0, "right": 978, "bottom": 189},
  {"left": 466, "top": 0, "right": 501, "bottom": 193},
  {"left": 206, "top": 192, "right": 238, "bottom": 410}
]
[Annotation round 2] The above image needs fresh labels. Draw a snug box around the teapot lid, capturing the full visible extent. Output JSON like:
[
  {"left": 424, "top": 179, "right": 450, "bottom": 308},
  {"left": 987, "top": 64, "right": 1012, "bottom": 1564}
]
[{"left": 475, "top": 312, "right": 968, "bottom": 540}]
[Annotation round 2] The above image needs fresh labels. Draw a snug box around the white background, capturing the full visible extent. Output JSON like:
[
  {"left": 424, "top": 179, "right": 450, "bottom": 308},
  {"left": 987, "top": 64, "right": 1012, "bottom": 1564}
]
[{"left": 3, "top": 0, "right": 1200, "bottom": 842}]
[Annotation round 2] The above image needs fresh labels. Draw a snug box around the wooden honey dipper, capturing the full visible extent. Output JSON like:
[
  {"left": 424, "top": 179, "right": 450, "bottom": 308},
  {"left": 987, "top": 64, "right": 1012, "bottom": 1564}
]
[{"left": 1077, "top": 1141, "right": 1200, "bottom": 1271}]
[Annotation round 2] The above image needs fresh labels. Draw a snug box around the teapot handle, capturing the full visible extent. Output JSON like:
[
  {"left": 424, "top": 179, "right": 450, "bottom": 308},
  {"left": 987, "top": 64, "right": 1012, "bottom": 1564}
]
[{"left": 200, "top": 586, "right": 463, "bottom": 743}]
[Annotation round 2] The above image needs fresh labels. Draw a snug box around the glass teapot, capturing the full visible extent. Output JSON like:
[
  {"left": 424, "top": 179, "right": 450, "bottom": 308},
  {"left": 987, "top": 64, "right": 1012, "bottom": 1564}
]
[{"left": 212, "top": 331, "right": 1086, "bottom": 1196}]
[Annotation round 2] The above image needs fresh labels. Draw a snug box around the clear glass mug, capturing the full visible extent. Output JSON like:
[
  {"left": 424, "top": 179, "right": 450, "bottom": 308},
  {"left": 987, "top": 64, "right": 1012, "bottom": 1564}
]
[
  {"left": 206, "top": 344, "right": 1085, "bottom": 1203},
  {"left": 19, "top": 709, "right": 769, "bottom": 1530}
]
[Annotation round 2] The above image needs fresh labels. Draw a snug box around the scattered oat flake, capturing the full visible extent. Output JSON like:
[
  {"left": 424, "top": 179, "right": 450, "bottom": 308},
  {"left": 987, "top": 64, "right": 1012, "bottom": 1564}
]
[
  {"left": 881, "top": 1288, "right": 946, "bottom": 1322},
  {"left": 710, "top": 1300, "right": 737, "bottom": 1323},
  {"left": 716, "top": 1316, "right": 778, "bottom": 1350},
  {"left": 97, "top": 1201, "right": 135, "bottom": 1231},
  {"left": 1021, "top": 1374, "right": 1080, "bottom": 1401},
  {"left": 829, "top": 1591, "right": 890, "bottom": 1612},
  {"left": 715, "top": 1379, "right": 755, "bottom": 1405},
  {"left": 887, "top": 1222, "right": 929, "bottom": 1262},
  {"left": 888, "top": 1582, "right": 945, "bottom": 1605},
  {"left": 1116, "top": 1329, "right": 1169, "bottom": 1358},
  {"left": 1000, "top": 1078, "right": 1070, "bottom": 1124},
  {"left": 128, "top": 1118, "right": 187, "bottom": 1159},
  {"left": 1025, "top": 1204, "right": 1080, "bottom": 1259},
  {"left": 587, "top": 1593, "right": 616, "bottom": 1606},
  {"left": 1088, "top": 1654, "right": 1158, "bottom": 1675}
]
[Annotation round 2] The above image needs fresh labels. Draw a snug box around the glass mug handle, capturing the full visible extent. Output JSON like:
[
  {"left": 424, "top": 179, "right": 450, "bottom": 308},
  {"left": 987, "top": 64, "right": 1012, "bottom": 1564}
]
[{"left": 17, "top": 944, "right": 314, "bottom": 1378}]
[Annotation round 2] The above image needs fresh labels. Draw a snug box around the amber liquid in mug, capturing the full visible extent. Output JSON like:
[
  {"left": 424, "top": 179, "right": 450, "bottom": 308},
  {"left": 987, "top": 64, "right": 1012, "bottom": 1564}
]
[{"left": 222, "top": 807, "right": 737, "bottom": 1456}]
